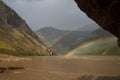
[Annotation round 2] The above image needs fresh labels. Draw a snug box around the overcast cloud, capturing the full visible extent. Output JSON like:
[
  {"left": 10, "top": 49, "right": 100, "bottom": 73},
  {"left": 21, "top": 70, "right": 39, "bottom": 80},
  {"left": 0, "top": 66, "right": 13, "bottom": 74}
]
[{"left": 3, "top": 0, "right": 97, "bottom": 31}]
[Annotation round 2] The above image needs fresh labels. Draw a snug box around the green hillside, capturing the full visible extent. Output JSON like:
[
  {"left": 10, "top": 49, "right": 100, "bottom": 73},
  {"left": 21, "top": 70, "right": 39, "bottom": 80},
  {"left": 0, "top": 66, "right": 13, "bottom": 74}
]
[
  {"left": 35, "top": 27, "right": 91, "bottom": 54},
  {"left": 0, "top": 1, "right": 53, "bottom": 56},
  {"left": 71, "top": 37, "right": 120, "bottom": 56},
  {"left": 65, "top": 28, "right": 120, "bottom": 56},
  {"left": 35, "top": 27, "right": 69, "bottom": 46}
]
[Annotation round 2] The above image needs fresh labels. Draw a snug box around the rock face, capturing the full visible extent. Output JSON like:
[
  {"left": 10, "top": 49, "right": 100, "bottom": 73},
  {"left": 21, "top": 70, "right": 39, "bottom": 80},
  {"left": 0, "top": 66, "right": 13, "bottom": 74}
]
[
  {"left": 75, "top": 0, "right": 120, "bottom": 47},
  {"left": 0, "top": 1, "right": 53, "bottom": 56}
]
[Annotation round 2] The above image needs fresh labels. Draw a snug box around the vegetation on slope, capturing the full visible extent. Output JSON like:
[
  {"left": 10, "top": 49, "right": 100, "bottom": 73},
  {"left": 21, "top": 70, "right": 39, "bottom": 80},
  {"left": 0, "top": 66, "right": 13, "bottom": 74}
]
[{"left": 0, "top": 1, "right": 53, "bottom": 56}]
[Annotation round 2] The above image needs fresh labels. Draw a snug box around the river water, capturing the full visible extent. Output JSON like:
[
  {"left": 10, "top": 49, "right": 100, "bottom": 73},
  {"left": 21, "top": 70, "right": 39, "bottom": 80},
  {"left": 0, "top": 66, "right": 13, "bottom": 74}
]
[{"left": 0, "top": 56, "right": 120, "bottom": 80}]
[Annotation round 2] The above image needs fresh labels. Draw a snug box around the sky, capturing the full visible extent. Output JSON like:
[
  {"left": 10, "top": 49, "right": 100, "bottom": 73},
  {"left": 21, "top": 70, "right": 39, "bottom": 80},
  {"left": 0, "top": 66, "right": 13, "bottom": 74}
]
[{"left": 3, "top": 0, "right": 98, "bottom": 31}]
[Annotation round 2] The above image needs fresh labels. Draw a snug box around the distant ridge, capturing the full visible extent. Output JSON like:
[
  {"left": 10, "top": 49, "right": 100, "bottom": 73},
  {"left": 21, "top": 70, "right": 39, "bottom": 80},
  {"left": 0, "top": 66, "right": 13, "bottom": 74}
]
[
  {"left": 36, "top": 27, "right": 120, "bottom": 55},
  {"left": 35, "top": 27, "right": 92, "bottom": 54}
]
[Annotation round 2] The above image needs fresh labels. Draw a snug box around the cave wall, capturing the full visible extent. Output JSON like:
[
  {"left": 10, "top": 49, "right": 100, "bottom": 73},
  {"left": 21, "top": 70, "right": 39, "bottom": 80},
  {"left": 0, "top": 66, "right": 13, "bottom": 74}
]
[{"left": 75, "top": 0, "right": 120, "bottom": 47}]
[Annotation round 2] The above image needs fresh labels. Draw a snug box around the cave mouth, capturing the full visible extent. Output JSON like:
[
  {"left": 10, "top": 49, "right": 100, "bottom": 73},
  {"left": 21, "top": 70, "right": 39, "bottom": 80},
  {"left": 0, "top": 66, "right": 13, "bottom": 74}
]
[
  {"left": 2, "top": 0, "right": 120, "bottom": 56},
  {"left": 75, "top": 0, "right": 120, "bottom": 47}
]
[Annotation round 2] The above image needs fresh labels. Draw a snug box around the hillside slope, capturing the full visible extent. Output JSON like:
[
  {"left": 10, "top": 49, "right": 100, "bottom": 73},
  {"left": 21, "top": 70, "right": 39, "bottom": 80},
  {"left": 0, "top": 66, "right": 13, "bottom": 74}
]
[
  {"left": 66, "top": 28, "right": 120, "bottom": 56},
  {"left": 35, "top": 27, "right": 69, "bottom": 46},
  {"left": 0, "top": 1, "right": 53, "bottom": 56},
  {"left": 35, "top": 27, "right": 91, "bottom": 54}
]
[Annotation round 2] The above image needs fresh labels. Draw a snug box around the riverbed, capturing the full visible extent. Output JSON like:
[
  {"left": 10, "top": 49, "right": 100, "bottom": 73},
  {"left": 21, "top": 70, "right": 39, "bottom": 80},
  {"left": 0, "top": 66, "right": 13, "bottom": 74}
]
[{"left": 0, "top": 56, "right": 120, "bottom": 80}]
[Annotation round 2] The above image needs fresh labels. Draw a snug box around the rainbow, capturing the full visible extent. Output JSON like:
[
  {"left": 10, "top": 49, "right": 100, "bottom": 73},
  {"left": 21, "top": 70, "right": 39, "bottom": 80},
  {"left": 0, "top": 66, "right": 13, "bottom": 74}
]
[
  {"left": 50, "top": 21, "right": 94, "bottom": 48},
  {"left": 64, "top": 36, "right": 115, "bottom": 56},
  {"left": 49, "top": 21, "right": 115, "bottom": 56}
]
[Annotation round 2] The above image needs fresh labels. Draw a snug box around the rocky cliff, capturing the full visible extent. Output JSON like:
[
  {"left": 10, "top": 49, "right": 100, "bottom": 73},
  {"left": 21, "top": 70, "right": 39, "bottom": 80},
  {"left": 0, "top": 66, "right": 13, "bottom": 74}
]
[
  {"left": 0, "top": 1, "right": 53, "bottom": 56},
  {"left": 75, "top": 0, "right": 120, "bottom": 47}
]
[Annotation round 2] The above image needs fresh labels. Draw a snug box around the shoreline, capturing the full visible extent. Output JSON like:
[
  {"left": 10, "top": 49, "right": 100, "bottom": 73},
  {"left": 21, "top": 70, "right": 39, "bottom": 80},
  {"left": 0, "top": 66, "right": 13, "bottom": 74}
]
[
  {"left": 0, "top": 54, "right": 31, "bottom": 73},
  {"left": 0, "top": 54, "right": 32, "bottom": 62}
]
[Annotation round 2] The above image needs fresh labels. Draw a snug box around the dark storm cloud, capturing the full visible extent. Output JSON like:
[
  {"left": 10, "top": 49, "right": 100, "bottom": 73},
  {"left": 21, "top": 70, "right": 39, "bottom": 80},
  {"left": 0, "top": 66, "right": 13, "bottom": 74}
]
[{"left": 3, "top": 0, "right": 97, "bottom": 31}]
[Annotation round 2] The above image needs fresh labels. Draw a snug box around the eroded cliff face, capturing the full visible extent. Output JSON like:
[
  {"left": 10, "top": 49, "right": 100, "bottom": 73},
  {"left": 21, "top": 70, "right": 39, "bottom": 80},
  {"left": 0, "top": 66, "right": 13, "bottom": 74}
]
[
  {"left": 75, "top": 0, "right": 120, "bottom": 47},
  {"left": 0, "top": 1, "right": 54, "bottom": 56}
]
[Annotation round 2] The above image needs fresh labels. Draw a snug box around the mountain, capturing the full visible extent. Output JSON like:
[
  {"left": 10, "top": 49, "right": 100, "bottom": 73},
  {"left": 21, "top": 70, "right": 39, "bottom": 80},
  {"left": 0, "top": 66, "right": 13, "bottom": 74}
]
[
  {"left": 36, "top": 26, "right": 120, "bottom": 55},
  {"left": 35, "top": 27, "right": 92, "bottom": 54},
  {"left": 74, "top": 28, "right": 113, "bottom": 45},
  {"left": 35, "top": 27, "right": 69, "bottom": 46},
  {"left": 0, "top": 1, "right": 53, "bottom": 56},
  {"left": 51, "top": 28, "right": 117, "bottom": 55},
  {"left": 66, "top": 28, "right": 120, "bottom": 56},
  {"left": 76, "top": 22, "right": 99, "bottom": 31}
]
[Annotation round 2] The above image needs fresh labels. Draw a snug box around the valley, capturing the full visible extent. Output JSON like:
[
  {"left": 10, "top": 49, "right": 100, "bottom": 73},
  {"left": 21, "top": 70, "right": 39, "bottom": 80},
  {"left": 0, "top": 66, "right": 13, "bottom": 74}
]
[
  {"left": 35, "top": 27, "right": 120, "bottom": 56},
  {"left": 0, "top": 0, "right": 120, "bottom": 80}
]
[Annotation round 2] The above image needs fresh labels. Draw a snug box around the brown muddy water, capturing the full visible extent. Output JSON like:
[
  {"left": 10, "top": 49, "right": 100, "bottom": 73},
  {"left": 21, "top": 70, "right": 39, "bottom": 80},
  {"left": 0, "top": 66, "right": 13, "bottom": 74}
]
[{"left": 0, "top": 56, "right": 120, "bottom": 80}]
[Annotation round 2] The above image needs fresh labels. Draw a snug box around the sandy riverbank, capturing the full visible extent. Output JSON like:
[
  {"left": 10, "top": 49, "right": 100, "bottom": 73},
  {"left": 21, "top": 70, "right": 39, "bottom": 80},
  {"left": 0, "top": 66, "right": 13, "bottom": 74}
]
[{"left": 0, "top": 54, "right": 32, "bottom": 62}]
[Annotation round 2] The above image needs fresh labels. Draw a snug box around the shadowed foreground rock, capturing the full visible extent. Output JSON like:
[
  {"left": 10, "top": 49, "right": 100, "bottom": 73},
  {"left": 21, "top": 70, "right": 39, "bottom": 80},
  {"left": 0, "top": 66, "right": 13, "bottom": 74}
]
[{"left": 75, "top": 0, "right": 120, "bottom": 47}]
